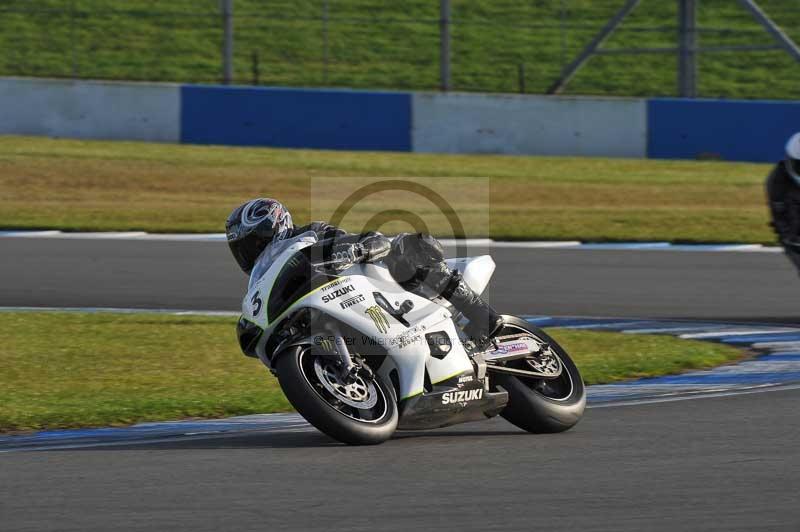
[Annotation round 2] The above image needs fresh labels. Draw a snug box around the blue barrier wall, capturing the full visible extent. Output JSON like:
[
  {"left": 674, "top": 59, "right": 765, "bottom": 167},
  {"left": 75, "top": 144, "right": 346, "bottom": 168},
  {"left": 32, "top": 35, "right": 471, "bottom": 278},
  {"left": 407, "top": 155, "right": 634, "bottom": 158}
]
[
  {"left": 180, "top": 85, "right": 412, "bottom": 151},
  {"left": 648, "top": 98, "right": 800, "bottom": 163},
  {"left": 2, "top": 78, "right": 798, "bottom": 162}
]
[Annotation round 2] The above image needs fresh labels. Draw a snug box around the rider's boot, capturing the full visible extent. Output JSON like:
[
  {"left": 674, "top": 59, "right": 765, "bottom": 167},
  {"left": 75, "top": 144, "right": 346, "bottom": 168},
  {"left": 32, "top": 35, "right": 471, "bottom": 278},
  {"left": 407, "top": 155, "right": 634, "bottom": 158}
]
[{"left": 442, "top": 274, "right": 504, "bottom": 351}]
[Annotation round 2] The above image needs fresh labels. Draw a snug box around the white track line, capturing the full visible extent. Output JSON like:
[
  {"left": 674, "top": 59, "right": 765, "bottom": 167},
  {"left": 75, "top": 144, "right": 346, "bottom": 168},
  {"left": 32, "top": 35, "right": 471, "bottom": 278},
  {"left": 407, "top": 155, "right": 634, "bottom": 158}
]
[
  {"left": 680, "top": 328, "right": 800, "bottom": 339},
  {"left": 0, "top": 231, "right": 783, "bottom": 252},
  {"left": 486, "top": 241, "right": 583, "bottom": 248},
  {"left": 588, "top": 382, "right": 800, "bottom": 408}
]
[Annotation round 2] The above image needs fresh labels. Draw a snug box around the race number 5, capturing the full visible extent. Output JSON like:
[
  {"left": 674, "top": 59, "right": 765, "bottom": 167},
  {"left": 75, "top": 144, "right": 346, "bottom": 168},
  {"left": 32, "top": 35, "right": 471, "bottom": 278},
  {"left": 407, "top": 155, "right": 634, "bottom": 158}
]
[{"left": 251, "top": 291, "right": 263, "bottom": 316}]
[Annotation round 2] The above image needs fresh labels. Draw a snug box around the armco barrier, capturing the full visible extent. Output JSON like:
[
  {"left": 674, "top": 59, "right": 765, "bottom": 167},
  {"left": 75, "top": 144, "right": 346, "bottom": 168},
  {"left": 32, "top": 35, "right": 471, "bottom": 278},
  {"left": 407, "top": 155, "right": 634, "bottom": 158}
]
[
  {"left": 413, "top": 92, "right": 648, "bottom": 158},
  {"left": 180, "top": 85, "right": 411, "bottom": 151},
  {"left": 1, "top": 77, "right": 797, "bottom": 162},
  {"left": 0, "top": 78, "right": 180, "bottom": 142},
  {"left": 648, "top": 98, "right": 800, "bottom": 163}
]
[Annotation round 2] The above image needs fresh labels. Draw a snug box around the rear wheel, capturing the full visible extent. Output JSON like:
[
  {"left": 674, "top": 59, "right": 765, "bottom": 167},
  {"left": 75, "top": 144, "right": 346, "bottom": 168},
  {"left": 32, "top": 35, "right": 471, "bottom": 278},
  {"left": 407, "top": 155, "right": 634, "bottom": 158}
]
[
  {"left": 275, "top": 346, "right": 398, "bottom": 445},
  {"left": 490, "top": 316, "right": 586, "bottom": 433}
]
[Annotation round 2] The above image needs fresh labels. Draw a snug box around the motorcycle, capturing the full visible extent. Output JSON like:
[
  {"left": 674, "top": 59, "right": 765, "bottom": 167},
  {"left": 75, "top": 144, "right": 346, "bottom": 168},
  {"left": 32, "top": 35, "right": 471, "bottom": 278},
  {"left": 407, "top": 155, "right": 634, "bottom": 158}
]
[{"left": 238, "top": 231, "right": 586, "bottom": 445}]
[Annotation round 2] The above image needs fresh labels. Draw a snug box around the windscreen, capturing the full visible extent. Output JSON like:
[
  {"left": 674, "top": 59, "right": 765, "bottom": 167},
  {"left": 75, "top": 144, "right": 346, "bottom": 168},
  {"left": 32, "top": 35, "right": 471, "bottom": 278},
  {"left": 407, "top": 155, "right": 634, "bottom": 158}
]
[{"left": 248, "top": 231, "right": 318, "bottom": 290}]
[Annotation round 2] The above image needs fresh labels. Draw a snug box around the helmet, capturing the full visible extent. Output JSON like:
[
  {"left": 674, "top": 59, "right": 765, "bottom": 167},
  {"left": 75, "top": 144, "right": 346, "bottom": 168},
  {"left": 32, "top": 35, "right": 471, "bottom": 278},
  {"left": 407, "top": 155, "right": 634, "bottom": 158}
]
[
  {"left": 225, "top": 198, "right": 293, "bottom": 273},
  {"left": 785, "top": 132, "right": 800, "bottom": 186}
]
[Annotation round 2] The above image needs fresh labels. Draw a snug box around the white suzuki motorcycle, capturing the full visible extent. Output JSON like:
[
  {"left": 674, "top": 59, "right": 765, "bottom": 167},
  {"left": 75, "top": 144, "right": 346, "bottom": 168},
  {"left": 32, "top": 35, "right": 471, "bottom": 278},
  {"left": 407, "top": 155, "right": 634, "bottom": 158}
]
[{"left": 240, "top": 232, "right": 586, "bottom": 445}]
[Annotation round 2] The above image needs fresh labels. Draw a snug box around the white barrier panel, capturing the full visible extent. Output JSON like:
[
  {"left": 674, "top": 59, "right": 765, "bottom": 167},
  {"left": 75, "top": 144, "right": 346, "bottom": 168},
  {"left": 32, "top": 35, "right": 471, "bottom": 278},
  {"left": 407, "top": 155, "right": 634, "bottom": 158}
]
[
  {"left": 0, "top": 78, "right": 180, "bottom": 142},
  {"left": 412, "top": 92, "right": 647, "bottom": 158}
]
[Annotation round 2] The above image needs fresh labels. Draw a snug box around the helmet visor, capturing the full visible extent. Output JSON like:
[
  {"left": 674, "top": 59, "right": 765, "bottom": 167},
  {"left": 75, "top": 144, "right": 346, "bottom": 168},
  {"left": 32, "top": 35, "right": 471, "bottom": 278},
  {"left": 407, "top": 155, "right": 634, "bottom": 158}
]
[{"left": 228, "top": 232, "right": 268, "bottom": 274}]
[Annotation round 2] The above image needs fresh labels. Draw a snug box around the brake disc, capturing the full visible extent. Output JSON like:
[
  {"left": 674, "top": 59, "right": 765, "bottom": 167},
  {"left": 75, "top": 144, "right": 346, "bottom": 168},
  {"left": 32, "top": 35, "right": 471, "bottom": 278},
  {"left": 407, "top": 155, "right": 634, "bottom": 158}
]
[{"left": 313, "top": 358, "right": 379, "bottom": 409}]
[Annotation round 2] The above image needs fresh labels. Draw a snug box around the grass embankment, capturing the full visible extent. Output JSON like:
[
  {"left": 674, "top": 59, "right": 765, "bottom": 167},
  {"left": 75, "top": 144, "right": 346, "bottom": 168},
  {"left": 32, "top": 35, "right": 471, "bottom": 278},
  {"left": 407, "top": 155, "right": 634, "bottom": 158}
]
[
  {"left": 3, "top": 0, "right": 800, "bottom": 99},
  {"left": 0, "top": 136, "right": 775, "bottom": 244},
  {"left": 0, "top": 311, "right": 744, "bottom": 432}
]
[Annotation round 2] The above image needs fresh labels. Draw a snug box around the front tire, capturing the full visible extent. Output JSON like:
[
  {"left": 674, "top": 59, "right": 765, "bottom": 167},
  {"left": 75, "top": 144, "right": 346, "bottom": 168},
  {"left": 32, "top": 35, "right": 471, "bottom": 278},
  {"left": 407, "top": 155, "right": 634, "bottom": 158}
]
[
  {"left": 491, "top": 316, "right": 586, "bottom": 433},
  {"left": 275, "top": 346, "right": 398, "bottom": 445}
]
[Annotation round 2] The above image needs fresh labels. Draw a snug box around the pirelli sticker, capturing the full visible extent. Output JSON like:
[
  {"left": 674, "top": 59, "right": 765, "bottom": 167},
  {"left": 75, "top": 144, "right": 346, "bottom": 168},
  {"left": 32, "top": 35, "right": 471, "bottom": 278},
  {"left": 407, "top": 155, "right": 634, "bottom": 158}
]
[{"left": 340, "top": 294, "right": 365, "bottom": 309}]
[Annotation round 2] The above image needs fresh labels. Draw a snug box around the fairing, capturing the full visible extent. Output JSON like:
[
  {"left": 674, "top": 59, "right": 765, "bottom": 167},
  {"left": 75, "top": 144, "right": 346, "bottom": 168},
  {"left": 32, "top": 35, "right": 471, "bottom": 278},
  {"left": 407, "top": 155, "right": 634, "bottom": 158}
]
[
  {"left": 445, "top": 255, "right": 495, "bottom": 296},
  {"left": 240, "top": 233, "right": 500, "bottom": 420}
]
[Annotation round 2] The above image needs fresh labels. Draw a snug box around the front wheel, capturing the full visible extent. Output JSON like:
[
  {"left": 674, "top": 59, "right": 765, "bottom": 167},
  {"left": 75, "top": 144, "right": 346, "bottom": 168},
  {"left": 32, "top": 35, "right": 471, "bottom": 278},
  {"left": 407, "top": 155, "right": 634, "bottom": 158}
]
[
  {"left": 490, "top": 316, "right": 586, "bottom": 433},
  {"left": 275, "top": 346, "right": 398, "bottom": 445}
]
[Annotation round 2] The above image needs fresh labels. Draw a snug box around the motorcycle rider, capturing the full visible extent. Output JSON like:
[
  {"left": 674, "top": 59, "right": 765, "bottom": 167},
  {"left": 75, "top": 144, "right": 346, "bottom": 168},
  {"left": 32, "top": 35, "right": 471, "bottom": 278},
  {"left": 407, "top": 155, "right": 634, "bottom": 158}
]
[
  {"left": 766, "top": 132, "right": 800, "bottom": 274},
  {"left": 225, "top": 198, "right": 503, "bottom": 354}
]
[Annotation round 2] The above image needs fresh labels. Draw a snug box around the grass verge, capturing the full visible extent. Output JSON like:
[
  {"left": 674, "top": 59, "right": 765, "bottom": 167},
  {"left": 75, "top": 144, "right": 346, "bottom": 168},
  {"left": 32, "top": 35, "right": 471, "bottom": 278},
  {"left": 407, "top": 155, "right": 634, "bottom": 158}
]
[
  {"left": 0, "top": 136, "right": 776, "bottom": 244},
  {"left": 0, "top": 311, "right": 744, "bottom": 433}
]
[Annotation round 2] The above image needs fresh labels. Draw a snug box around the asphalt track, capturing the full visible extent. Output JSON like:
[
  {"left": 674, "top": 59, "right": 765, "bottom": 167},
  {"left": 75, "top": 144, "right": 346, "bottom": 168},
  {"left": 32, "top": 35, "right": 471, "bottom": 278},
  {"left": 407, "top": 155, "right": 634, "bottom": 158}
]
[
  {"left": 2, "top": 236, "right": 800, "bottom": 531},
  {"left": 3, "top": 388, "right": 799, "bottom": 531},
  {"left": 1, "top": 237, "right": 798, "bottom": 322}
]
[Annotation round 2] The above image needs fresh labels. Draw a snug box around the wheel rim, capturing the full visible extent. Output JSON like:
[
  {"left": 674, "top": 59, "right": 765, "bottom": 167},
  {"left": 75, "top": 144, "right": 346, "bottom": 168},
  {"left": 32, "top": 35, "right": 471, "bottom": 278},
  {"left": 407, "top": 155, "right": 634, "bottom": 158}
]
[
  {"left": 502, "top": 324, "right": 575, "bottom": 402},
  {"left": 298, "top": 349, "right": 389, "bottom": 423}
]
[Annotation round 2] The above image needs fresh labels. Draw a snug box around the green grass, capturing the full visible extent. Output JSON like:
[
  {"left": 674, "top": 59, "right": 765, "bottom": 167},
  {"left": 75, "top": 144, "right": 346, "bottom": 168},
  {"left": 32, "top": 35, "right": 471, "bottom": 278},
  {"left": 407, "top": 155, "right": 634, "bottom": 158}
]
[
  {"left": 0, "top": 136, "right": 777, "bottom": 244},
  {"left": 1, "top": 0, "right": 799, "bottom": 99},
  {"left": 0, "top": 311, "right": 744, "bottom": 433}
]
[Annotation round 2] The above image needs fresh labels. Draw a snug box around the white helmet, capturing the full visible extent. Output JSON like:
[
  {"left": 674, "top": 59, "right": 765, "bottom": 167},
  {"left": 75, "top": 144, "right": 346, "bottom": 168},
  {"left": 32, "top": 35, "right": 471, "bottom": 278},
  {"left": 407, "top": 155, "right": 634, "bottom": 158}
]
[{"left": 785, "top": 132, "right": 800, "bottom": 186}]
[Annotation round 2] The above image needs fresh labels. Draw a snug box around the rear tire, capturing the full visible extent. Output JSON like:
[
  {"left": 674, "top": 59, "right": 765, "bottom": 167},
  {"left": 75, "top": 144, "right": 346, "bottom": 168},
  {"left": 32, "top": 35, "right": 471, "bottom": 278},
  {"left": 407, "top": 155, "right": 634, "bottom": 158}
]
[
  {"left": 491, "top": 316, "right": 586, "bottom": 434},
  {"left": 275, "top": 346, "right": 398, "bottom": 445}
]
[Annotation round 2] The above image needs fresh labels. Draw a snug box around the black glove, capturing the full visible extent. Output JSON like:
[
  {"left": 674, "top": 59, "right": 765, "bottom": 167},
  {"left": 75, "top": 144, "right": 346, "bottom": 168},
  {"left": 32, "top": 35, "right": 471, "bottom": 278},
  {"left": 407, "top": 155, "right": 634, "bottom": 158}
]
[
  {"left": 330, "top": 242, "right": 366, "bottom": 266},
  {"left": 360, "top": 234, "right": 391, "bottom": 262}
]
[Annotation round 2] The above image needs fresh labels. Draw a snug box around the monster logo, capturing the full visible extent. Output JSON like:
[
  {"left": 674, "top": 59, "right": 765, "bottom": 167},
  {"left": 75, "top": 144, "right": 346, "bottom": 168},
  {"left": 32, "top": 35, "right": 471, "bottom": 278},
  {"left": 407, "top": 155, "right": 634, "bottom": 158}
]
[
  {"left": 318, "top": 338, "right": 334, "bottom": 352},
  {"left": 365, "top": 305, "right": 390, "bottom": 334}
]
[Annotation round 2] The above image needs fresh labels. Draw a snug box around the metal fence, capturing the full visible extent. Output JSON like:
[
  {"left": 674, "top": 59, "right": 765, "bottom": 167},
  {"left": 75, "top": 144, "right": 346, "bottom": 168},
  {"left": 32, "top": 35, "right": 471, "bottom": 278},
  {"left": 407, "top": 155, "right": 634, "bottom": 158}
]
[{"left": 2, "top": 0, "right": 800, "bottom": 99}]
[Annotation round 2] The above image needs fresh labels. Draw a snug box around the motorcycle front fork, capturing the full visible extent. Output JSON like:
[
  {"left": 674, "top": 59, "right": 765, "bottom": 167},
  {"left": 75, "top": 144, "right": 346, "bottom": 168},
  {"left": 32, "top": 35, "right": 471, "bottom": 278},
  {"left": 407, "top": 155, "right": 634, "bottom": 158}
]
[{"left": 324, "top": 325, "right": 373, "bottom": 383}]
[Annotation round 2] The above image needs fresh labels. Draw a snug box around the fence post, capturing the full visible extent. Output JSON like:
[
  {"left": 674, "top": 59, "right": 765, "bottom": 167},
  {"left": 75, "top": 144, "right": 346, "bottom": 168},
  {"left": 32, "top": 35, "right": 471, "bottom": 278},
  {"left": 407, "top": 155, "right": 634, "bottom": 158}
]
[
  {"left": 70, "top": 0, "right": 78, "bottom": 78},
  {"left": 439, "top": 0, "right": 451, "bottom": 91},
  {"left": 323, "top": 0, "right": 330, "bottom": 84},
  {"left": 251, "top": 50, "right": 260, "bottom": 85},
  {"left": 560, "top": 0, "right": 568, "bottom": 70},
  {"left": 222, "top": 0, "right": 234, "bottom": 84},
  {"left": 678, "top": 0, "right": 697, "bottom": 98}
]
